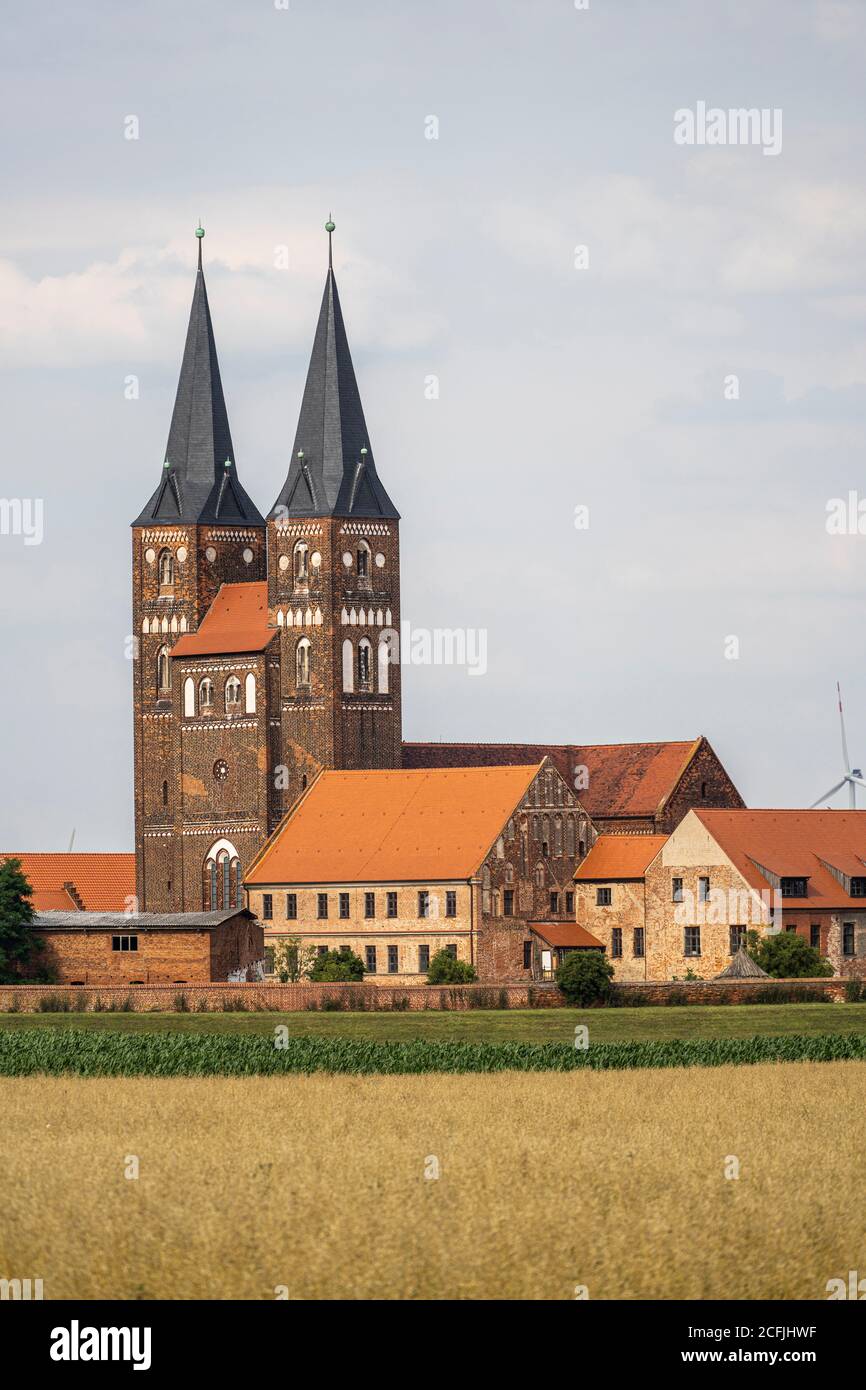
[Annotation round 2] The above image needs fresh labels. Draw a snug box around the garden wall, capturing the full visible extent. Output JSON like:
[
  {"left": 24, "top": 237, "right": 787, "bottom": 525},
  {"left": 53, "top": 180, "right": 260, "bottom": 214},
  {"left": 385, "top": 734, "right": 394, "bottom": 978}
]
[{"left": 0, "top": 977, "right": 848, "bottom": 1012}]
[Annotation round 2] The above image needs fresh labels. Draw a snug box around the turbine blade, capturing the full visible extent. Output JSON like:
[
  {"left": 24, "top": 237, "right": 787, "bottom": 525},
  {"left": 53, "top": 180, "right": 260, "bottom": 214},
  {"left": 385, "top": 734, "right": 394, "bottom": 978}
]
[
  {"left": 810, "top": 780, "right": 848, "bottom": 808},
  {"left": 838, "top": 681, "right": 852, "bottom": 775}
]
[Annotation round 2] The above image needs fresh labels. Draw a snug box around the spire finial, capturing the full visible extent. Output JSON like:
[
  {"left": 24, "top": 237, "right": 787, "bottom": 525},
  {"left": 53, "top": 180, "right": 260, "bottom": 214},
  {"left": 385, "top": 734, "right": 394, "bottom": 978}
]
[
  {"left": 195, "top": 222, "right": 205, "bottom": 269},
  {"left": 325, "top": 214, "right": 335, "bottom": 268}
]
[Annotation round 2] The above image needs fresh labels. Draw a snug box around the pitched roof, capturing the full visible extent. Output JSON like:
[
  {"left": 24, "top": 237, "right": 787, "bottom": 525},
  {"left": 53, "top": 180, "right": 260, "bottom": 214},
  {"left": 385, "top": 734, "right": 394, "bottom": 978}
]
[
  {"left": 693, "top": 808, "right": 866, "bottom": 909},
  {"left": 1, "top": 853, "right": 136, "bottom": 912},
  {"left": 530, "top": 923, "right": 604, "bottom": 949},
  {"left": 716, "top": 946, "right": 768, "bottom": 979},
  {"left": 402, "top": 741, "right": 705, "bottom": 819},
  {"left": 270, "top": 247, "right": 399, "bottom": 521},
  {"left": 133, "top": 239, "right": 264, "bottom": 528},
  {"left": 246, "top": 765, "right": 541, "bottom": 885},
  {"left": 171, "top": 582, "right": 274, "bottom": 657},
  {"left": 574, "top": 834, "right": 669, "bottom": 881},
  {"left": 31, "top": 908, "right": 250, "bottom": 930}
]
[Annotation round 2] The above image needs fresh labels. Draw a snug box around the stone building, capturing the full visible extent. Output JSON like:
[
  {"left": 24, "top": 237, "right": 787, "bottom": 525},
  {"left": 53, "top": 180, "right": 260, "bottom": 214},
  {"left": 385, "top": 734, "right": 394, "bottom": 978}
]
[
  {"left": 27, "top": 908, "right": 262, "bottom": 985},
  {"left": 575, "top": 809, "right": 866, "bottom": 981},
  {"left": 244, "top": 760, "right": 591, "bottom": 983},
  {"left": 132, "top": 224, "right": 401, "bottom": 913}
]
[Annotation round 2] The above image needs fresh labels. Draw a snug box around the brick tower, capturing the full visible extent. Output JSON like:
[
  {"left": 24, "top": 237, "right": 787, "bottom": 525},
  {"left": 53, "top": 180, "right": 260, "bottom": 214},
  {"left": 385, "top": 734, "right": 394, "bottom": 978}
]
[
  {"left": 131, "top": 227, "right": 266, "bottom": 912},
  {"left": 266, "top": 219, "right": 403, "bottom": 815}
]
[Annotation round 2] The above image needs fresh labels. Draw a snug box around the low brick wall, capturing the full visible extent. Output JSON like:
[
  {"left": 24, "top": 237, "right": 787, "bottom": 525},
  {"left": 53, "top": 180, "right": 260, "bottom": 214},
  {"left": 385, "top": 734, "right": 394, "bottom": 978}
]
[
  {"left": 0, "top": 981, "right": 566, "bottom": 1013},
  {"left": 0, "top": 976, "right": 850, "bottom": 1013}
]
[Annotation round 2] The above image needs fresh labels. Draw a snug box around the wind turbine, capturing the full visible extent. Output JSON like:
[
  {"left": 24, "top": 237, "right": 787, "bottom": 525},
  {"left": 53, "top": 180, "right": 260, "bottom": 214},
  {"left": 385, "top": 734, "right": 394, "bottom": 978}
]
[{"left": 811, "top": 683, "right": 866, "bottom": 809}]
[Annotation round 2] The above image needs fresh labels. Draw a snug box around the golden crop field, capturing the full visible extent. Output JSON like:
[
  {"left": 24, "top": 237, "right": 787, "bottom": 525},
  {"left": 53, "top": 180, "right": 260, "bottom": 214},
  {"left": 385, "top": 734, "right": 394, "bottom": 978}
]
[{"left": 1, "top": 1062, "right": 863, "bottom": 1301}]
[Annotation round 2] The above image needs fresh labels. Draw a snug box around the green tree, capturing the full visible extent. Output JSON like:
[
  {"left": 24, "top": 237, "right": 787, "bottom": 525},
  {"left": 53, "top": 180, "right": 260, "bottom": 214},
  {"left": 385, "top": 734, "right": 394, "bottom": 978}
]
[
  {"left": 308, "top": 948, "right": 365, "bottom": 983},
  {"left": 745, "top": 929, "right": 833, "bottom": 979},
  {"left": 0, "top": 857, "right": 40, "bottom": 983},
  {"left": 555, "top": 949, "right": 615, "bottom": 1006},
  {"left": 272, "top": 935, "right": 316, "bottom": 983},
  {"left": 426, "top": 950, "right": 477, "bottom": 984}
]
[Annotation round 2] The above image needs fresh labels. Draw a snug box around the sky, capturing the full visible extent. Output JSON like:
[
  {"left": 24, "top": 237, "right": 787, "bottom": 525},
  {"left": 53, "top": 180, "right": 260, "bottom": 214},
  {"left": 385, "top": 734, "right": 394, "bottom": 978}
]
[{"left": 1, "top": 0, "right": 865, "bottom": 850}]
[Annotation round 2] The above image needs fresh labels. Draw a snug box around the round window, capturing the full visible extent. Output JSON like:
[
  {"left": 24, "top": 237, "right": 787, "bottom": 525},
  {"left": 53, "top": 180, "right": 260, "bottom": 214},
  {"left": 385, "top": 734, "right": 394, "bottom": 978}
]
[{"left": 213, "top": 760, "right": 229, "bottom": 782}]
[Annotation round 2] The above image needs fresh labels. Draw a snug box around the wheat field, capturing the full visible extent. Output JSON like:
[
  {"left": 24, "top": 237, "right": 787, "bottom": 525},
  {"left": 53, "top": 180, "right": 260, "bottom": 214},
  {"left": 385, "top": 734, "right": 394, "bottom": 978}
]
[{"left": 1, "top": 1062, "right": 863, "bottom": 1300}]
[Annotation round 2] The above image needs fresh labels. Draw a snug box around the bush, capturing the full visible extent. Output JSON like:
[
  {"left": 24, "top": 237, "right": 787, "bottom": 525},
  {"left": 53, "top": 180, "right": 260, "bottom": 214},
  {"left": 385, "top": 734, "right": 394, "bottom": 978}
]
[
  {"left": 745, "top": 930, "right": 834, "bottom": 979},
  {"left": 555, "top": 951, "right": 615, "bottom": 1007},
  {"left": 308, "top": 949, "right": 365, "bottom": 983},
  {"left": 36, "top": 994, "right": 73, "bottom": 1013},
  {"left": 173, "top": 992, "right": 189, "bottom": 1013},
  {"left": 426, "top": 951, "right": 477, "bottom": 985},
  {"left": 845, "top": 979, "right": 863, "bottom": 1003}
]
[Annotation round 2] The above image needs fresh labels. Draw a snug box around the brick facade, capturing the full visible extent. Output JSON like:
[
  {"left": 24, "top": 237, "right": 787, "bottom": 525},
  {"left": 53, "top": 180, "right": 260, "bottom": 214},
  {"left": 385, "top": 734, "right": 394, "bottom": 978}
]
[{"left": 27, "top": 911, "right": 262, "bottom": 985}]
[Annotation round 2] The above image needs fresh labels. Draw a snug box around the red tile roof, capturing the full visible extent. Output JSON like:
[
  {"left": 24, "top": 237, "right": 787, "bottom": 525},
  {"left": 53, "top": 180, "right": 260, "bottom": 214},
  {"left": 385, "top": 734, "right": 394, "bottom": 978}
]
[
  {"left": 530, "top": 923, "right": 604, "bottom": 948},
  {"left": 693, "top": 809, "right": 866, "bottom": 909},
  {"left": 1, "top": 853, "right": 136, "bottom": 912},
  {"left": 574, "top": 834, "right": 669, "bottom": 881},
  {"left": 171, "top": 582, "right": 274, "bottom": 657},
  {"left": 246, "top": 765, "right": 541, "bottom": 885},
  {"left": 402, "top": 740, "right": 705, "bottom": 819}
]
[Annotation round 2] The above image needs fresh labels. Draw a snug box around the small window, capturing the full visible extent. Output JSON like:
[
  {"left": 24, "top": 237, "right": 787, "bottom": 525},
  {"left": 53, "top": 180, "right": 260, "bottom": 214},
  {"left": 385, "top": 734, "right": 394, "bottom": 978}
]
[
  {"left": 358, "top": 638, "right": 372, "bottom": 690},
  {"left": 317, "top": 893, "right": 328, "bottom": 920},
  {"left": 785, "top": 923, "right": 797, "bottom": 933},
  {"left": 700, "top": 781, "right": 707, "bottom": 798},
  {"left": 611, "top": 928, "right": 622, "bottom": 958},
  {"left": 633, "top": 927, "right": 645, "bottom": 958},
  {"left": 111, "top": 934, "right": 138, "bottom": 952},
  {"left": 523, "top": 940, "right": 532, "bottom": 970},
  {"left": 293, "top": 540, "right": 309, "bottom": 585},
  {"left": 503, "top": 889, "right": 514, "bottom": 917},
  {"left": 262, "top": 894, "right": 273, "bottom": 921},
  {"left": 387, "top": 945, "right": 399, "bottom": 974},
  {"left": 357, "top": 544, "right": 369, "bottom": 579},
  {"left": 199, "top": 677, "right": 214, "bottom": 709},
  {"left": 541, "top": 840, "right": 549, "bottom": 859},
  {"left": 729, "top": 925, "right": 746, "bottom": 955},
  {"left": 225, "top": 676, "right": 241, "bottom": 709},
  {"left": 549, "top": 890, "right": 559, "bottom": 914},
  {"left": 565, "top": 890, "right": 574, "bottom": 914},
  {"left": 365, "top": 945, "right": 377, "bottom": 974},
  {"left": 286, "top": 893, "right": 297, "bottom": 920},
  {"left": 317, "top": 944, "right": 328, "bottom": 957},
  {"left": 157, "top": 645, "right": 171, "bottom": 693},
  {"left": 162, "top": 779, "right": 168, "bottom": 806},
  {"left": 684, "top": 926, "right": 701, "bottom": 957},
  {"left": 780, "top": 877, "right": 808, "bottom": 898},
  {"left": 851, "top": 878, "right": 866, "bottom": 898},
  {"left": 698, "top": 877, "right": 710, "bottom": 903},
  {"left": 445, "top": 890, "right": 457, "bottom": 918},
  {"left": 672, "top": 877, "right": 683, "bottom": 903},
  {"left": 843, "top": 922, "right": 855, "bottom": 956},
  {"left": 810, "top": 924, "right": 820, "bottom": 949},
  {"left": 296, "top": 638, "right": 312, "bottom": 688},
  {"left": 364, "top": 891, "right": 375, "bottom": 919},
  {"left": 418, "top": 890, "right": 430, "bottom": 919},
  {"left": 339, "top": 892, "right": 350, "bottom": 919},
  {"left": 158, "top": 549, "right": 175, "bottom": 588},
  {"left": 387, "top": 891, "right": 398, "bottom": 918},
  {"left": 596, "top": 887, "right": 611, "bottom": 907},
  {"left": 445, "top": 944, "right": 457, "bottom": 960},
  {"left": 418, "top": 945, "right": 430, "bottom": 973}
]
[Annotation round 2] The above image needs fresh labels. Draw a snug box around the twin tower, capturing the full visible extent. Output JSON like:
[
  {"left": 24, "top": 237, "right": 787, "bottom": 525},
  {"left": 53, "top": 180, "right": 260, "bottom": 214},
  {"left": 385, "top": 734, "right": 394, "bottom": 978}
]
[{"left": 131, "top": 224, "right": 402, "bottom": 913}]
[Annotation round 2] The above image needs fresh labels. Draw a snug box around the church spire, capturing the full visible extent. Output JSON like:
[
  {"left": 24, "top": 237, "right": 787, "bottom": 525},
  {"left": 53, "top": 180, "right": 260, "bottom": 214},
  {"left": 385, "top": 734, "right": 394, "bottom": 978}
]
[
  {"left": 269, "top": 218, "right": 399, "bottom": 521},
  {"left": 133, "top": 226, "right": 264, "bottom": 527}
]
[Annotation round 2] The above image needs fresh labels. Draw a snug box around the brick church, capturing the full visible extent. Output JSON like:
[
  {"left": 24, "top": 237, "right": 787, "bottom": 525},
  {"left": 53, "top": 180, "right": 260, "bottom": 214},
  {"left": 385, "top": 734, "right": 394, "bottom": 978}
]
[{"left": 132, "top": 223, "right": 743, "bottom": 916}]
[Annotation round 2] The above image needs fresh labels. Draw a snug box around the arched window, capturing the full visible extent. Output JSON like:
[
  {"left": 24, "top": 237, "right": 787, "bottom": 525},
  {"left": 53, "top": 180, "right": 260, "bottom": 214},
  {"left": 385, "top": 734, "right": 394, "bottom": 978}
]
[
  {"left": 221, "top": 851, "right": 231, "bottom": 908},
  {"left": 199, "top": 677, "right": 214, "bottom": 709},
  {"left": 358, "top": 637, "right": 372, "bottom": 690},
  {"left": 232, "top": 858, "right": 242, "bottom": 909},
  {"left": 157, "top": 646, "right": 171, "bottom": 693},
  {"left": 377, "top": 637, "right": 390, "bottom": 694},
  {"left": 356, "top": 539, "right": 371, "bottom": 583},
  {"left": 565, "top": 815, "right": 575, "bottom": 857},
  {"left": 162, "top": 779, "right": 168, "bottom": 806},
  {"left": 482, "top": 865, "right": 491, "bottom": 915},
  {"left": 183, "top": 677, "right": 195, "bottom": 717},
  {"left": 244, "top": 673, "right": 256, "bottom": 714},
  {"left": 296, "top": 637, "right": 311, "bottom": 688},
  {"left": 293, "top": 541, "right": 309, "bottom": 587},
  {"left": 158, "top": 549, "right": 175, "bottom": 588},
  {"left": 225, "top": 676, "right": 241, "bottom": 710},
  {"left": 209, "top": 859, "right": 217, "bottom": 909},
  {"left": 342, "top": 638, "right": 354, "bottom": 693}
]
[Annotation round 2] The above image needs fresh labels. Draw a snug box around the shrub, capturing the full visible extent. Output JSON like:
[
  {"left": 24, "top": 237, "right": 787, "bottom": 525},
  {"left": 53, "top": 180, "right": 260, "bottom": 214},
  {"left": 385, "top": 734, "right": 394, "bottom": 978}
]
[
  {"left": 173, "top": 992, "right": 189, "bottom": 1013},
  {"left": 36, "top": 994, "right": 73, "bottom": 1013},
  {"left": 321, "top": 993, "right": 346, "bottom": 1011},
  {"left": 745, "top": 930, "right": 834, "bottom": 979},
  {"left": 555, "top": 951, "right": 615, "bottom": 1007},
  {"left": 308, "top": 949, "right": 365, "bottom": 983},
  {"left": 427, "top": 951, "right": 477, "bottom": 985},
  {"left": 845, "top": 979, "right": 863, "bottom": 1003},
  {"left": 221, "top": 995, "right": 247, "bottom": 1012},
  {"left": 391, "top": 994, "right": 410, "bottom": 1012}
]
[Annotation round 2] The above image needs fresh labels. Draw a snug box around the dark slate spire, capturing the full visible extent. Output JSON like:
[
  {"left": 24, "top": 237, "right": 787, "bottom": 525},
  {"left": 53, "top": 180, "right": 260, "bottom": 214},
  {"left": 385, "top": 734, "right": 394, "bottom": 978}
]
[
  {"left": 270, "top": 219, "right": 399, "bottom": 521},
  {"left": 133, "top": 226, "right": 264, "bottom": 527}
]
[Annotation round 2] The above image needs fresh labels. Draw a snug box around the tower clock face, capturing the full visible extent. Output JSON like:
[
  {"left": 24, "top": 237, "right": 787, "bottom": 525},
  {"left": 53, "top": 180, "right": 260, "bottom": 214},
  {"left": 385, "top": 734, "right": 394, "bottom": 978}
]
[{"left": 213, "top": 759, "right": 229, "bottom": 782}]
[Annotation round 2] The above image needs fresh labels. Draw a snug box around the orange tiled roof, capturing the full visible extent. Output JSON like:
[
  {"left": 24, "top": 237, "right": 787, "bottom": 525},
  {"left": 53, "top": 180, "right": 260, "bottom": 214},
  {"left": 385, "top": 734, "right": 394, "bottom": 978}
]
[
  {"left": 402, "top": 740, "right": 707, "bottom": 818},
  {"left": 694, "top": 809, "right": 866, "bottom": 909},
  {"left": 246, "top": 765, "right": 542, "bottom": 885},
  {"left": 171, "top": 582, "right": 274, "bottom": 657},
  {"left": 574, "top": 834, "right": 668, "bottom": 881},
  {"left": 530, "top": 922, "right": 604, "bottom": 948},
  {"left": 0, "top": 853, "right": 136, "bottom": 912}
]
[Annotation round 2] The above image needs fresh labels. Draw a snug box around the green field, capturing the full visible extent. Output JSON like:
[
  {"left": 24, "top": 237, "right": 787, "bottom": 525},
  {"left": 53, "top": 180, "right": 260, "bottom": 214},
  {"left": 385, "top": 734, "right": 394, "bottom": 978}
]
[{"left": 1, "top": 1000, "right": 864, "bottom": 1043}]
